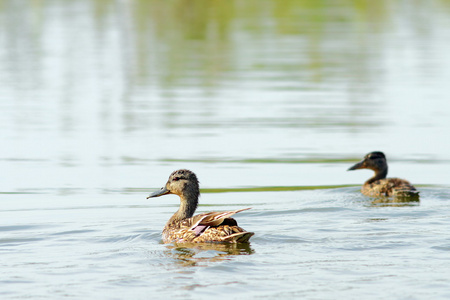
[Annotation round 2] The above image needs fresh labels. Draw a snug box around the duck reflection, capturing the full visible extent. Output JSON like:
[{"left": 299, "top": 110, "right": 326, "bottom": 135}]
[
  {"left": 369, "top": 195, "right": 420, "bottom": 207},
  {"left": 164, "top": 242, "right": 254, "bottom": 267}
]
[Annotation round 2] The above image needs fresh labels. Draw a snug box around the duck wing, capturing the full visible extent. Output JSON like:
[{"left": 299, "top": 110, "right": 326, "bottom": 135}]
[
  {"left": 190, "top": 208, "right": 253, "bottom": 243},
  {"left": 190, "top": 208, "right": 251, "bottom": 229}
]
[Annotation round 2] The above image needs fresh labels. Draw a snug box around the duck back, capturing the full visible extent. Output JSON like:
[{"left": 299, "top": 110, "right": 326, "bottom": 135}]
[{"left": 362, "top": 178, "right": 418, "bottom": 197}]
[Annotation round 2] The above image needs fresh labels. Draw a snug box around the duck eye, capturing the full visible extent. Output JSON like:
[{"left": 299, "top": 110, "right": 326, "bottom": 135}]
[{"left": 173, "top": 177, "right": 180, "bottom": 181}]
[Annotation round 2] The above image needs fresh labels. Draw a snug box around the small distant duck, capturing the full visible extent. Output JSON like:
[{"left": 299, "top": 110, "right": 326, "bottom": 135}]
[
  {"left": 347, "top": 151, "right": 419, "bottom": 197},
  {"left": 147, "top": 169, "right": 254, "bottom": 244}
]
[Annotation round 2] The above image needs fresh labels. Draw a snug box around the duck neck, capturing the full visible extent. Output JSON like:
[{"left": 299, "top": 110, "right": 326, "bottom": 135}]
[
  {"left": 167, "top": 190, "right": 199, "bottom": 224},
  {"left": 366, "top": 166, "right": 388, "bottom": 184}
]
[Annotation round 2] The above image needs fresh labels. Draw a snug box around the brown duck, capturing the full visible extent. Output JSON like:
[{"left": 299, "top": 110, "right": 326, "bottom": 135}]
[
  {"left": 147, "top": 169, "right": 254, "bottom": 244},
  {"left": 348, "top": 151, "right": 419, "bottom": 197}
]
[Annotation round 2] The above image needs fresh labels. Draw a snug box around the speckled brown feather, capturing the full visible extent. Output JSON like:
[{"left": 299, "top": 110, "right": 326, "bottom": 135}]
[
  {"left": 361, "top": 178, "right": 418, "bottom": 197},
  {"left": 162, "top": 208, "right": 254, "bottom": 243}
]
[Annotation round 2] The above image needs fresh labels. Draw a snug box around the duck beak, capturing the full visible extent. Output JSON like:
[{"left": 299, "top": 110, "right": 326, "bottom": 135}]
[
  {"left": 147, "top": 187, "right": 171, "bottom": 199},
  {"left": 348, "top": 159, "right": 365, "bottom": 171}
]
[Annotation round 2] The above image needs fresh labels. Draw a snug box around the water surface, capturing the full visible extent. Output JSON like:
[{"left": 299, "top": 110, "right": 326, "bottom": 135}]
[{"left": 1, "top": 1, "right": 450, "bottom": 299}]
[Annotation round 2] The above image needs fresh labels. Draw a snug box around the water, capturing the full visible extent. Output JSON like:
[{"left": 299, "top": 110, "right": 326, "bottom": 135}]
[{"left": 1, "top": 0, "right": 450, "bottom": 299}]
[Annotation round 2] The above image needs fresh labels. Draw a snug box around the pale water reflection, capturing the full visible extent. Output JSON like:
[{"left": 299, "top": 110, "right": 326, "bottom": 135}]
[
  {"left": 164, "top": 243, "right": 254, "bottom": 268},
  {"left": 1, "top": 0, "right": 450, "bottom": 299}
]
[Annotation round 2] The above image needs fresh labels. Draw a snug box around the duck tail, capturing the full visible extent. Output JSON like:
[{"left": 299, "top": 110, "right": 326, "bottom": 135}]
[
  {"left": 393, "top": 189, "right": 420, "bottom": 200},
  {"left": 221, "top": 231, "right": 254, "bottom": 243}
]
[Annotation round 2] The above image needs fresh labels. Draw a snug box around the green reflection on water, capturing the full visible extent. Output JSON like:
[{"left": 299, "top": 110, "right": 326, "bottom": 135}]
[
  {"left": 0, "top": 0, "right": 401, "bottom": 87},
  {"left": 201, "top": 185, "right": 354, "bottom": 193},
  {"left": 161, "top": 157, "right": 450, "bottom": 164},
  {"left": 126, "top": 0, "right": 391, "bottom": 87},
  {"left": 162, "top": 157, "right": 357, "bottom": 164},
  {"left": 2, "top": 0, "right": 450, "bottom": 89}
]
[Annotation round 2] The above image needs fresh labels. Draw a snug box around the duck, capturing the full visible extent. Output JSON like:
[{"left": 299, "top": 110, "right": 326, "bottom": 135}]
[
  {"left": 347, "top": 151, "right": 419, "bottom": 197},
  {"left": 147, "top": 169, "right": 254, "bottom": 244}
]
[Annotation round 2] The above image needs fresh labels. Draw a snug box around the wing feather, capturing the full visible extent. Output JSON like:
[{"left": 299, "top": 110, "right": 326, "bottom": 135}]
[{"left": 190, "top": 208, "right": 251, "bottom": 230}]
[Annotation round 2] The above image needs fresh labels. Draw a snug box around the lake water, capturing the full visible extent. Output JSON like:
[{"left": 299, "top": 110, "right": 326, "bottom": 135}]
[{"left": 1, "top": 0, "right": 450, "bottom": 299}]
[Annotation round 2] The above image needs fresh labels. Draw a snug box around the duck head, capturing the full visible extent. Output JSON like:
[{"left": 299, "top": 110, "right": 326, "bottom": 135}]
[
  {"left": 147, "top": 169, "right": 200, "bottom": 199},
  {"left": 348, "top": 151, "right": 388, "bottom": 176}
]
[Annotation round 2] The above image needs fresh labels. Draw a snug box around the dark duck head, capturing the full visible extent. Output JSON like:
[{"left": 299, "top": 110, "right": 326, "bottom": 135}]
[{"left": 348, "top": 151, "right": 388, "bottom": 184}]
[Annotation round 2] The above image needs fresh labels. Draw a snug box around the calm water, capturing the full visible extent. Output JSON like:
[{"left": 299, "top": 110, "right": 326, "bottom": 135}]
[{"left": 1, "top": 0, "right": 450, "bottom": 299}]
